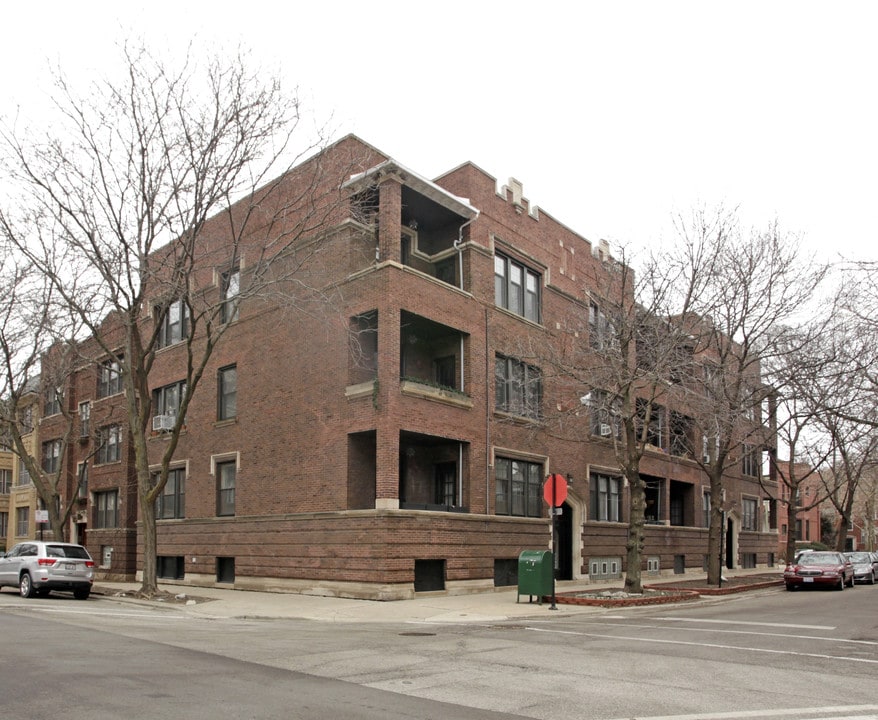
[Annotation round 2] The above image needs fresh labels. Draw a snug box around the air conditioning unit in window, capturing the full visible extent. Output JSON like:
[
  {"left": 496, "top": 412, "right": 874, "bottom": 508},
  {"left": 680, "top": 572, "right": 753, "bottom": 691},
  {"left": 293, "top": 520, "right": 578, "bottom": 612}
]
[
  {"left": 152, "top": 414, "right": 175, "bottom": 432},
  {"left": 702, "top": 454, "right": 711, "bottom": 463},
  {"left": 599, "top": 423, "right": 612, "bottom": 437}
]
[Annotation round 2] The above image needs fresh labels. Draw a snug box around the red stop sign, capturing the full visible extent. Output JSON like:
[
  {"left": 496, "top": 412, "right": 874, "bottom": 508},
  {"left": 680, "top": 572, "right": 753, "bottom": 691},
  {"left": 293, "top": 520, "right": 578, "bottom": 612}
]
[{"left": 543, "top": 474, "right": 568, "bottom": 507}]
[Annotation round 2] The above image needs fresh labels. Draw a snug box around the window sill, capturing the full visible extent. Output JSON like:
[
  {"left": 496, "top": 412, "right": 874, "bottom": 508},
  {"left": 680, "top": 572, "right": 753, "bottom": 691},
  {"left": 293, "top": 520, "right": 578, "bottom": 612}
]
[
  {"left": 493, "top": 409, "right": 541, "bottom": 425},
  {"left": 214, "top": 418, "right": 237, "bottom": 428}
]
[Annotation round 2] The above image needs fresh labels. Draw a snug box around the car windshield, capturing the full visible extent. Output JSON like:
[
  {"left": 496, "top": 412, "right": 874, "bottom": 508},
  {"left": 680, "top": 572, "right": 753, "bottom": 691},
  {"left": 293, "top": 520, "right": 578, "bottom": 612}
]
[
  {"left": 799, "top": 553, "right": 840, "bottom": 566},
  {"left": 46, "top": 545, "right": 90, "bottom": 560},
  {"left": 847, "top": 553, "right": 871, "bottom": 562}
]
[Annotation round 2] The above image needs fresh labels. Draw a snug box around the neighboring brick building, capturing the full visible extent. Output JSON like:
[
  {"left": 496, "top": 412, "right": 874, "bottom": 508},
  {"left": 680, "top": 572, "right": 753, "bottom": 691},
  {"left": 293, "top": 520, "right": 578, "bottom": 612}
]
[
  {"left": 775, "top": 461, "right": 823, "bottom": 561},
  {"left": 42, "top": 135, "right": 779, "bottom": 598}
]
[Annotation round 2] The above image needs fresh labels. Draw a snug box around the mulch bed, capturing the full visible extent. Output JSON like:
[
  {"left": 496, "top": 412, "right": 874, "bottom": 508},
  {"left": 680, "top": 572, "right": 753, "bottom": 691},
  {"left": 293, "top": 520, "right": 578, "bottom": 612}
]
[{"left": 552, "top": 573, "right": 783, "bottom": 607}]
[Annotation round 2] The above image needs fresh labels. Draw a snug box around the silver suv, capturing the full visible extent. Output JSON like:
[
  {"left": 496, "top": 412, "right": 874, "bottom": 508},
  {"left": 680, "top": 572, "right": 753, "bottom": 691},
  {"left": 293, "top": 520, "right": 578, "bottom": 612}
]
[{"left": 0, "top": 541, "right": 94, "bottom": 600}]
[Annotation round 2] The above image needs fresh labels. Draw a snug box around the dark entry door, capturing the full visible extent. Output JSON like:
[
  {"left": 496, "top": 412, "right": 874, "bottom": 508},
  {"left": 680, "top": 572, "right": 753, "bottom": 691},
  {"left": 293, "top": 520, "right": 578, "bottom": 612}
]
[{"left": 555, "top": 502, "right": 574, "bottom": 580}]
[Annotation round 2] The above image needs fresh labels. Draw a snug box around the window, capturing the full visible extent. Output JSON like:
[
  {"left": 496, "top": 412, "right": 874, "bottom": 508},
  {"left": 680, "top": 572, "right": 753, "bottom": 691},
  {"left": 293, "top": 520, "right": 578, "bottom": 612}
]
[
  {"left": 17, "top": 459, "right": 31, "bottom": 486},
  {"left": 703, "top": 491, "right": 711, "bottom": 528},
  {"left": 742, "top": 497, "right": 758, "bottom": 531},
  {"left": 157, "top": 556, "right": 185, "bottom": 580},
  {"left": 98, "top": 357, "right": 123, "bottom": 398},
  {"left": 157, "top": 299, "right": 190, "bottom": 348},
  {"left": 41, "top": 439, "right": 63, "bottom": 474},
  {"left": 0, "top": 512, "right": 7, "bottom": 538},
  {"left": 495, "top": 457, "right": 543, "bottom": 518},
  {"left": 741, "top": 444, "right": 760, "bottom": 477},
  {"left": 79, "top": 401, "right": 90, "bottom": 437},
  {"left": 221, "top": 266, "right": 240, "bottom": 323},
  {"left": 589, "top": 301, "right": 617, "bottom": 350},
  {"left": 0, "top": 469, "right": 11, "bottom": 494},
  {"left": 97, "top": 425, "right": 122, "bottom": 464},
  {"left": 494, "top": 253, "right": 541, "bottom": 322},
  {"left": 19, "top": 404, "right": 33, "bottom": 432},
  {"left": 43, "top": 386, "right": 61, "bottom": 416},
  {"left": 76, "top": 462, "right": 88, "bottom": 499},
  {"left": 16, "top": 507, "right": 30, "bottom": 536},
  {"left": 587, "top": 390, "right": 621, "bottom": 439},
  {"left": 495, "top": 355, "right": 542, "bottom": 419},
  {"left": 216, "top": 461, "right": 236, "bottom": 516},
  {"left": 218, "top": 365, "right": 237, "bottom": 420},
  {"left": 590, "top": 472, "right": 622, "bottom": 522},
  {"left": 153, "top": 380, "right": 186, "bottom": 419},
  {"left": 636, "top": 399, "right": 665, "bottom": 449},
  {"left": 94, "top": 490, "right": 119, "bottom": 528},
  {"left": 156, "top": 468, "right": 185, "bottom": 519},
  {"left": 669, "top": 412, "right": 693, "bottom": 457}
]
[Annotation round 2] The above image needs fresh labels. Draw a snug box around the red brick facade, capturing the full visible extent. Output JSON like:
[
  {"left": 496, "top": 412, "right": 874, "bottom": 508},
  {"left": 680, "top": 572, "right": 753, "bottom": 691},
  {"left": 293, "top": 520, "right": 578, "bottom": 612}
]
[{"left": 44, "top": 135, "right": 779, "bottom": 598}]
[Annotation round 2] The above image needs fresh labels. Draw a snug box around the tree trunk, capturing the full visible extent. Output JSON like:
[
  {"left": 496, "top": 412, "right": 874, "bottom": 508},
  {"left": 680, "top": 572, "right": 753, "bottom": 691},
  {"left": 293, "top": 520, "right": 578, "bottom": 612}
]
[
  {"left": 706, "top": 474, "right": 723, "bottom": 585},
  {"left": 624, "top": 475, "right": 645, "bottom": 593},
  {"left": 139, "top": 486, "right": 158, "bottom": 595}
]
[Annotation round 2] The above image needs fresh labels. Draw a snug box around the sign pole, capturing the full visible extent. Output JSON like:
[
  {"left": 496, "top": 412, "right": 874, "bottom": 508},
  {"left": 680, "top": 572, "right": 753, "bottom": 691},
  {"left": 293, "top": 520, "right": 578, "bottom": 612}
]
[
  {"left": 550, "top": 472, "right": 558, "bottom": 610},
  {"left": 542, "top": 473, "right": 568, "bottom": 612}
]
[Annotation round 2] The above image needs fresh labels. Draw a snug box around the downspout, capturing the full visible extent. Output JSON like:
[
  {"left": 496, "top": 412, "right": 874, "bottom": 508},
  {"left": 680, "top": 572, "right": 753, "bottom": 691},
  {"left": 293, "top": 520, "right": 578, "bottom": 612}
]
[
  {"left": 458, "top": 442, "right": 464, "bottom": 509},
  {"left": 485, "top": 307, "right": 490, "bottom": 514}
]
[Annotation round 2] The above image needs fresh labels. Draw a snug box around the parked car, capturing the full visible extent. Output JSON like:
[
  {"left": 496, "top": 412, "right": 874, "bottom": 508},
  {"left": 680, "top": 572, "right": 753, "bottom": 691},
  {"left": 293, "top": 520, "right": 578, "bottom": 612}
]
[
  {"left": 0, "top": 541, "right": 94, "bottom": 599},
  {"left": 784, "top": 551, "right": 854, "bottom": 591},
  {"left": 844, "top": 551, "right": 877, "bottom": 584}
]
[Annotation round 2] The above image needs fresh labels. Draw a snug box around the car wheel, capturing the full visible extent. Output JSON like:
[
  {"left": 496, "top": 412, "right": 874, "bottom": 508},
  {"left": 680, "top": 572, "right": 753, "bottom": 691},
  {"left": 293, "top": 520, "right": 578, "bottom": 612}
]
[
  {"left": 871, "top": 573, "right": 876, "bottom": 585},
  {"left": 836, "top": 576, "right": 844, "bottom": 591},
  {"left": 19, "top": 573, "right": 36, "bottom": 599},
  {"left": 73, "top": 588, "right": 90, "bottom": 601},
  {"left": 848, "top": 574, "right": 855, "bottom": 588}
]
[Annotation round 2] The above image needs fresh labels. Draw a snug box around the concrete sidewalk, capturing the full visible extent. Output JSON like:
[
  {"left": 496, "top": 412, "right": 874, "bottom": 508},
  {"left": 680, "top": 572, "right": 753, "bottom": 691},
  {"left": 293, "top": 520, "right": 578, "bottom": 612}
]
[{"left": 92, "top": 568, "right": 782, "bottom": 624}]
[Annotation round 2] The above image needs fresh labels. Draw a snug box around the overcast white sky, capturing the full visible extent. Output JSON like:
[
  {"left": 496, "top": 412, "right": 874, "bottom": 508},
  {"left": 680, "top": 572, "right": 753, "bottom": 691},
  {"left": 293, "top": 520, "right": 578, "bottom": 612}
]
[{"left": 2, "top": 1, "right": 876, "bottom": 264}]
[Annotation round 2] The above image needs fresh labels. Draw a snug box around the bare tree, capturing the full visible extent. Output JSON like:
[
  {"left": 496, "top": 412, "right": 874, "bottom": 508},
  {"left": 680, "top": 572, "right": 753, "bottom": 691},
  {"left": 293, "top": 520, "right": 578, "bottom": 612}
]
[
  {"left": 0, "top": 239, "right": 86, "bottom": 541},
  {"left": 533, "top": 241, "right": 701, "bottom": 593},
  {"left": 667, "top": 209, "right": 828, "bottom": 585},
  {"left": 0, "top": 40, "right": 354, "bottom": 594}
]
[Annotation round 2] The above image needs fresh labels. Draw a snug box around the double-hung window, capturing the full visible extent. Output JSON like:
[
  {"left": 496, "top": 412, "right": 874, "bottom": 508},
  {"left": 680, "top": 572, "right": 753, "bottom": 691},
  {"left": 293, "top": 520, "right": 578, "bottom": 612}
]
[
  {"left": 495, "top": 355, "right": 541, "bottom": 419},
  {"left": 41, "top": 439, "right": 63, "bottom": 474},
  {"left": 494, "top": 253, "right": 540, "bottom": 323},
  {"left": 97, "top": 425, "right": 122, "bottom": 464},
  {"left": 495, "top": 457, "right": 543, "bottom": 518},
  {"left": 221, "top": 266, "right": 240, "bottom": 323},
  {"left": 216, "top": 461, "right": 236, "bottom": 516},
  {"left": 157, "top": 299, "right": 190, "bottom": 348},
  {"left": 217, "top": 366, "right": 237, "bottom": 420},
  {"left": 741, "top": 444, "right": 760, "bottom": 477},
  {"left": 79, "top": 401, "right": 90, "bottom": 438},
  {"left": 43, "top": 386, "right": 61, "bottom": 416},
  {"left": 94, "top": 490, "right": 118, "bottom": 528},
  {"left": 590, "top": 472, "right": 622, "bottom": 522},
  {"left": 98, "top": 357, "right": 123, "bottom": 398},
  {"left": 742, "top": 498, "right": 758, "bottom": 530},
  {"left": 157, "top": 468, "right": 185, "bottom": 519},
  {"left": 153, "top": 381, "right": 186, "bottom": 419}
]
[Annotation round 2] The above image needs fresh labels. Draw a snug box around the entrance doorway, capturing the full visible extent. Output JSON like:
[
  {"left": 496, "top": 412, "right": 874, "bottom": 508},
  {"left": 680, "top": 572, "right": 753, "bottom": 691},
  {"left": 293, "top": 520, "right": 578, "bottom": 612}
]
[{"left": 554, "top": 502, "right": 574, "bottom": 580}]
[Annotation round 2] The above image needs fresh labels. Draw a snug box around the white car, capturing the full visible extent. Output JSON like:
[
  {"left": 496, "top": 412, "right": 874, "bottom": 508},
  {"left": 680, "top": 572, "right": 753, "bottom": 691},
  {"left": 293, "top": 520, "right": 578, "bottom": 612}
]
[{"left": 0, "top": 541, "right": 94, "bottom": 599}]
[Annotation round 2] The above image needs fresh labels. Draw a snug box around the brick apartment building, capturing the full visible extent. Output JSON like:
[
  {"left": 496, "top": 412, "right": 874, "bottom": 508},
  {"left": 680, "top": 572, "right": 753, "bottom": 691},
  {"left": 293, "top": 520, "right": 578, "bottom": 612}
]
[
  {"left": 1, "top": 391, "right": 39, "bottom": 551},
  {"left": 775, "top": 461, "right": 823, "bottom": 561},
  {"left": 38, "top": 135, "right": 778, "bottom": 598}
]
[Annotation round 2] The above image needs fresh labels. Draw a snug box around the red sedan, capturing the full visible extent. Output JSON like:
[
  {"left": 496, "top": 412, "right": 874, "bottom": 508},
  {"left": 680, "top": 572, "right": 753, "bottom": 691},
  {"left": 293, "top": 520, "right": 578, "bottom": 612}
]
[{"left": 784, "top": 551, "right": 854, "bottom": 591}]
